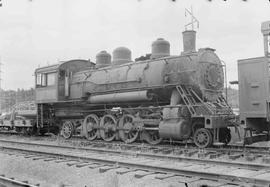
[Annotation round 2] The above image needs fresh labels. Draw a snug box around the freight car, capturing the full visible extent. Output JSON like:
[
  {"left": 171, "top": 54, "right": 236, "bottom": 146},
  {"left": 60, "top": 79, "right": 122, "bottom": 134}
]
[
  {"left": 237, "top": 21, "right": 270, "bottom": 143},
  {"left": 0, "top": 101, "right": 36, "bottom": 134},
  {"left": 0, "top": 27, "right": 234, "bottom": 148}
]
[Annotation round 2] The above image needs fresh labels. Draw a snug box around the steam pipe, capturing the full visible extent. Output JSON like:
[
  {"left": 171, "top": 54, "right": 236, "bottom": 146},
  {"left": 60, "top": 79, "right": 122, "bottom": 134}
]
[
  {"left": 88, "top": 90, "right": 153, "bottom": 104},
  {"left": 221, "top": 60, "right": 227, "bottom": 101}
]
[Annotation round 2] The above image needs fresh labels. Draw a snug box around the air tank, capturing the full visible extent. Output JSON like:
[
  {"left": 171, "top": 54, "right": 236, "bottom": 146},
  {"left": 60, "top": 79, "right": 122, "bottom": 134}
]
[
  {"left": 151, "top": 38, "right": 170, "bottom": 59},
  {"left": 96, "top": 50, "right": 111, "bottom": 68},
  {"left": 112, "top": 47, "right": 132, "bottom": 65}
]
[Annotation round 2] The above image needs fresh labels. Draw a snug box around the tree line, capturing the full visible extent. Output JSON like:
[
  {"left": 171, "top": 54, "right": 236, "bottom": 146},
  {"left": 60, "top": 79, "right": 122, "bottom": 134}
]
[{"left": 0, "top": 88, "right": 35, "bottom": 113}]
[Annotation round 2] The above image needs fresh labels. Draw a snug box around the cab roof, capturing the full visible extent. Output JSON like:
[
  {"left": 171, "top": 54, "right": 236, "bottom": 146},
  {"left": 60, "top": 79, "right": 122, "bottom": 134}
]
[{"left": 35, "top": 59, "right": 95, "bottom": 74}]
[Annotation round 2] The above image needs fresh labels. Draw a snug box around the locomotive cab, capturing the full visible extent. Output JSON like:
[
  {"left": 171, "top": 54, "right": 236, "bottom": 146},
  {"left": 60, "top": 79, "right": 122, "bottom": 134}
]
[
  {"left": 35, "top": 64, "right": 58, "bottom": 103},
  {"left": 35, "top": 59, "right": 94, "bottom": 103},
  {"left": 34, "top": 60, "right": 94, "bottom": 133}
]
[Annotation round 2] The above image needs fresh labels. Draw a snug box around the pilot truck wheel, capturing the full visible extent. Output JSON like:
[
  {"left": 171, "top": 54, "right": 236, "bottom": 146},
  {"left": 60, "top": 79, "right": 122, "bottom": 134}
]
[
  {"left": 193, "top": 128, "right": 213, "bottom": 148},
  {"left": 61, "top": 121, "right": 74, "bottom": 139}
]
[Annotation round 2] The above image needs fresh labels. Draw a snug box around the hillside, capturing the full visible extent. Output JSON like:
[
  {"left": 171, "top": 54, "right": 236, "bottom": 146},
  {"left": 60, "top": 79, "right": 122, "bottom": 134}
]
[{"left": 0, "top": 88, "right": 35, "bottom": 113}]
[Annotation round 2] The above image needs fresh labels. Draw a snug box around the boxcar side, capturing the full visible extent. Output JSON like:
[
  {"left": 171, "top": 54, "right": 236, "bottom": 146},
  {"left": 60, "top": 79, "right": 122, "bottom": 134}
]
[{"left": 238, "top": 56, "right": 270, "bottom": 131}]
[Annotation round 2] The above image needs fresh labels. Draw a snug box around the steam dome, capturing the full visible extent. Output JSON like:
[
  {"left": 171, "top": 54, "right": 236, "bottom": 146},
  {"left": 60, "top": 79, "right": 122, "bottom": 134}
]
[
  {"left": 112, "top": 47, "right": 132, "bottom": 65},
  {"left": 151, "top": 38, "right": 170, "bottom": 59},
  {"left": 96, "top": 50, "right": 111, "bottom": 68}
]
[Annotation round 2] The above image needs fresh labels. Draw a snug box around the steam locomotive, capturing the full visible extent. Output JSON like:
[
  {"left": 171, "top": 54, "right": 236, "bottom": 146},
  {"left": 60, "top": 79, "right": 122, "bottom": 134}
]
[{"left": 0, "top": 29, "right": 234, "bottom": 148}]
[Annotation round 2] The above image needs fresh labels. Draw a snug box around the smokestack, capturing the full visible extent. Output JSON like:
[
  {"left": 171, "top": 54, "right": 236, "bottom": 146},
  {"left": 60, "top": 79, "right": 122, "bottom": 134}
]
[
  {"left": 261, "top": 21, "right": 270, "bottom": 57},
  {"left": 182, "top": 30, "right": 196, "bottom": 54}
]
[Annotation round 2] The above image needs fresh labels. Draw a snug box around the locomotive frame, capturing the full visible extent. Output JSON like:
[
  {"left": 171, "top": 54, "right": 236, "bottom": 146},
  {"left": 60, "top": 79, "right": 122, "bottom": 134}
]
[{"left": 33, "top": 49, "right": 233, "bottom": 148}]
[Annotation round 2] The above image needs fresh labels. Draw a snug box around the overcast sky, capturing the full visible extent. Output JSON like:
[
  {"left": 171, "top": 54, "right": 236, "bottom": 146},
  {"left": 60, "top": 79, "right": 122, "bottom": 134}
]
[{"left": 0, "top": 0, "right": 269, "bottom": 90}]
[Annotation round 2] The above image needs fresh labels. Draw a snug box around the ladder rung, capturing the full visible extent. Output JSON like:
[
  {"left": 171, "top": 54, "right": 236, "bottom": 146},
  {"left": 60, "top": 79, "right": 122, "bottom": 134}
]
[{"left": 176, "top": 85, "right": 198, "bottom": 116}]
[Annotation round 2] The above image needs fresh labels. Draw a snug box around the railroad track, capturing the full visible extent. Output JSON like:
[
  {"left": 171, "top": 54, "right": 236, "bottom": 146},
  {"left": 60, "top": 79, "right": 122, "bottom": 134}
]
[
  {"left": 0, "top": 139, "right": 270, "bottom": 186},
  {"left": 1, "top": 134, "right": 270, "bottom": 165},
  {"left": 0, "top": 175, "right": 38, "bottom": 187},
  {"left": 0, "top": 130, "right": 19, "bottom": 135},
  {"left": 0, "top": 138, "right": 269, "bottom": 170},
  {"left": 1, "top": 131, "right": 270, "bottom": 154}
]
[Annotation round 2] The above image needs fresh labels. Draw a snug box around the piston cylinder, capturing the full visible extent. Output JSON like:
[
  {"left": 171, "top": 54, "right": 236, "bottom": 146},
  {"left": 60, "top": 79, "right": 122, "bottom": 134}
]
[{"left": 159, "top": 119, "right": 191, "bottom": 140}]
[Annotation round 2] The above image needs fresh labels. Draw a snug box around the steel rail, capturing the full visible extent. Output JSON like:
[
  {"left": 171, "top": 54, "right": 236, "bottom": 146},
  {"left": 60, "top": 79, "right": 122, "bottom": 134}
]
[
  {"left": 0, "top": 138, "right": 269, "bottom": 171},
  {"left": 1, "top": 134, "right": 270, "bottom": 155},
  {"left": 0, "top": 175, "right": 37, "bottom": 187},
  {"left": 0, "top": 144, "right": 269, "bottom": 186},
  {"left": 63, "top": 136, "right": 270, "bottom": 155}
]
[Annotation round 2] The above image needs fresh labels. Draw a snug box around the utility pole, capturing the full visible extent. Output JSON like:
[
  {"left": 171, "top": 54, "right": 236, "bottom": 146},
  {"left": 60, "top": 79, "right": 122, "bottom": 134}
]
[
  {"left": 261, "top": 21, "right": 270, "bottom": 57},
  {"left": 0, "top": 59, "right": 3, "bottom": 114}
]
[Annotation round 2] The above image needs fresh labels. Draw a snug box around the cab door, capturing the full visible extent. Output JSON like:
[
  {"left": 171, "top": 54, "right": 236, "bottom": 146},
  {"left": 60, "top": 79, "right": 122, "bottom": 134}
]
[{"left": 58, "top": 69, "right": 72, "bottom": 100}]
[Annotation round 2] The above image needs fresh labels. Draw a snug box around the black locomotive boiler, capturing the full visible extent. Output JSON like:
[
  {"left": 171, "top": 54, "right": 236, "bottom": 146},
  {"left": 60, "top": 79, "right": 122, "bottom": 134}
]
[{"left": 20, "top": 29, "right": 233, "bottom": 148}]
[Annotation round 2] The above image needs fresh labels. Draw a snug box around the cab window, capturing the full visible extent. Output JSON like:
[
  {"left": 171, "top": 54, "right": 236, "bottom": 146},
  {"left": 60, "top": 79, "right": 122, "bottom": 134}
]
[
  {"left": 36, "top": 73, "right": 42, "bottom": 86},
  {"left": 41, "top": 74, "right": 47, "bottom": 86},
  {"left": 47, "top": 73, "right": 56, "bottom": 86},
  {"left": 36, "top": 72, "right": 56, "bottom": 87}
]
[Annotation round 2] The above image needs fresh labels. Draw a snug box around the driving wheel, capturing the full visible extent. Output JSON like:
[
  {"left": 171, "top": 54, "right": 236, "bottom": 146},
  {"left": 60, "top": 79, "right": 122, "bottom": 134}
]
[
  {"left": 119, "top": 114, "right": 139, "bottom": 143},
  {"left": 83, "top": 114, "right": 99, "bottom": 141},
  {"left": 100, "top": 114, "right": 117, "bottom": 142}
]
